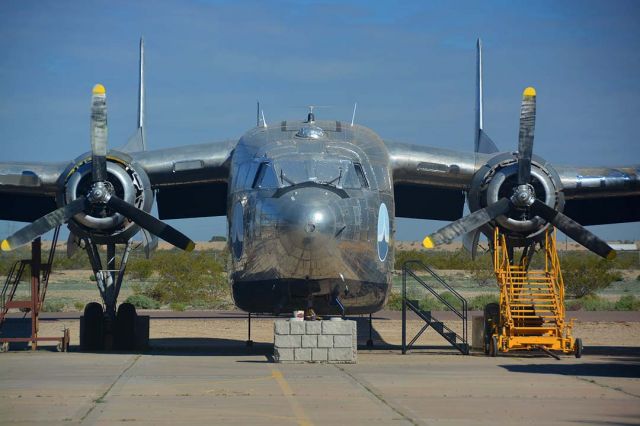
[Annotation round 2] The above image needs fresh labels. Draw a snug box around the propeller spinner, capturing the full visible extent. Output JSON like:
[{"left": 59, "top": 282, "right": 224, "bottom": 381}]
[
  {"left": 1, "top": 85, "right": 195, "bottom": 252},
  {"left": 423, "top": 87, "right": 616, "bottom": 260}
]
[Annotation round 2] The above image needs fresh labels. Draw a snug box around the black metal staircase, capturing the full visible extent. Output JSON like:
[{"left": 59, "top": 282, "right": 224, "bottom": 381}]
[{"left": 402, "top": 260, "right": 469, "bottom": 355}]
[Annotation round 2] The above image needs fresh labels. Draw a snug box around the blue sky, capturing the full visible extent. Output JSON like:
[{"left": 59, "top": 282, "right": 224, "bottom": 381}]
[{"left": 0, "top": 0, "right": 638, "bottom": 243}]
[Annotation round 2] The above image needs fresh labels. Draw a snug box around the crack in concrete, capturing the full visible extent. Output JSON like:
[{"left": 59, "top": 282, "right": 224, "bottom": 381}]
[
  {"left": 80, "top": 354, "right": 141, "bottom": 423},
  {"left": 334, "top": 364, "right": 421, "bottom": 425}
]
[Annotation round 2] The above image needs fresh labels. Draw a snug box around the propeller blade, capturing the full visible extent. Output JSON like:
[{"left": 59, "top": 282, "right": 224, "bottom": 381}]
[
  {"left": 106, "top": 196, "right": 195, "bottom": 252},
  {"left": 66, "top": 232, "right": 81, "bottom": 258},
  {"left": 530, "top": 199, "right": 616, "bottom": 259},
  {"left": 141, "top": 228, "right": 158, "bottom": 259},
  {"left": 1, "top": 197, "right": 87, "bottom": 251},
  {"left": 517, "top": 87, "right": 536, "bottom": 185},
  {"left": 423, "top": 198, "right": 512, "bottom": 248},
  {"left": 90, "top": 84, "right": 108, "bottom": 183},
  {"left": 462, "top": 229, "right": 482, "bottom": 260}
]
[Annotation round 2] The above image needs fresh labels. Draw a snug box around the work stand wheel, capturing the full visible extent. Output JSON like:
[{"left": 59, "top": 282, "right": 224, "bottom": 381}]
[
  {"left": 82, "top": 302, "right": 104, "bottom": 351},
  {"left": 115, "top": 303, "right": 137, "bottom": 351},
  {"left": 574, "top": 338, "right": 583, "bottom": 359},
  {"left": 489, "top": 335, "right": 499, "bottom": 357}
]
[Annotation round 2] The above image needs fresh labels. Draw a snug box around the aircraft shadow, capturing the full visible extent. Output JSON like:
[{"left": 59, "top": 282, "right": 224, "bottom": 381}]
[{"left": 499, "top": 346, "right": 640, "bottom": 378}]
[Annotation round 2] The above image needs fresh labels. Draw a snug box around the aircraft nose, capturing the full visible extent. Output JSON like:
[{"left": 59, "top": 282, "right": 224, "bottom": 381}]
[{"left": 276, "top": 188, "right": 338, "bottom": 253}]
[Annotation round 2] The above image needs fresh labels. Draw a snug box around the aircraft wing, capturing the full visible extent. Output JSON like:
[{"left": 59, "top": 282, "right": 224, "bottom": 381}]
[
  {"left": 0, "top": 161, "right": 71, "bottom": 222},
  {"left": 386, "top": 141, "right": 640, "bottom": 226},
  {"left": 130, "top": 140, "right": 236, "bottom": 219},
  {"left": 0, "top": 139, "right": 236, "bottom": 223},
  {"left": 386, "top": 141, "right": 482, "bottom": 221},
  {"left": 554, "top": 163, "right": 640, "bottom": 225}
]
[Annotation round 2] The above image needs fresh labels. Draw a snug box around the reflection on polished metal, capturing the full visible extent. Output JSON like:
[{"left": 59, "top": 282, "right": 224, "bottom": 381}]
[{"left": 0, "top": 39, "right": 638, "bottom": 319}]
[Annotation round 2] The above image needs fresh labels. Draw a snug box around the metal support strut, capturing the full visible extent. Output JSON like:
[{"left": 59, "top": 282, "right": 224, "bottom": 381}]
[
  {"left": 246, "top": 312, "right": 253, "bottom": 347},
  {"left": 366, "top": 313, "right": 374, "bottom": 347},
  {"left": 83, "top": 238, "right": 133, "bottom": 320}
]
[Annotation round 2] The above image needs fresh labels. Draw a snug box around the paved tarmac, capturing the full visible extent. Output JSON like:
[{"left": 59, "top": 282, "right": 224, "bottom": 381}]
[
  {"left": 9, "top": 309, "right": 640, "bottom": 322},
  {"left": 1, "top": 344, "right": 639, "bottom": 425}
]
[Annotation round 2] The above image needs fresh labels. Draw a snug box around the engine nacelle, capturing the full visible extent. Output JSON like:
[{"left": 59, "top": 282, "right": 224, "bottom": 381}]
[
  {"left": 468, "top": 152, "right": 565, "bottom": 245},
  {"left": 58, "top": 151, "right": 153, "bottom": 244}
]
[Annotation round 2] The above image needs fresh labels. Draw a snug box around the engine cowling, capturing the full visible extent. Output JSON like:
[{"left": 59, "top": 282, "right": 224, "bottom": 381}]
[
  {"left": 59, "top": 151, "right": 153, "bottom": 244},
  {"left": 467, "top": 152, "right": 565, "bottom": 245}
]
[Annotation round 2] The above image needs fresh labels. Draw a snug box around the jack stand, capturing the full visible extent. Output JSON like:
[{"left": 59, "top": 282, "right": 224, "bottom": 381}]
[
  {"left": 366, "top": 314, "right": 374, "bottom": 347},
  {"left": 246, "top": 312, "right": 253, "bottom": 347}
]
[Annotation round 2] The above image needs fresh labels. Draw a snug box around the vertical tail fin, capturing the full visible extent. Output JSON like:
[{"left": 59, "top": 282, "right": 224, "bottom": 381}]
[
  {"left": 474, "top": 38, "right": 498, "bottom": 154},
  {"left": 122, "top": 37, "right": 146, "bottom": 152}
]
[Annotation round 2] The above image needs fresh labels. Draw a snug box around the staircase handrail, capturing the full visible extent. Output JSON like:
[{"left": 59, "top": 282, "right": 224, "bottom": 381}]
[
  {"left": 402, "top": 260, "right": 468, "bottom": 350},
  {"left": 1, "top": 261, "right": 20, "bottom": 307},
  {"left": 546, "top": 230, "right": 565, "bottom": 321},
  {"left": 402, "top": 260, "right": 467, "bottom": 321}
]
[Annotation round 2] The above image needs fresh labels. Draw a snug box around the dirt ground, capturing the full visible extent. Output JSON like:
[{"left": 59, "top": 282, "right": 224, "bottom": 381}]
[{"left": 36, "top": 317, "right": 640, "bottom": 349}]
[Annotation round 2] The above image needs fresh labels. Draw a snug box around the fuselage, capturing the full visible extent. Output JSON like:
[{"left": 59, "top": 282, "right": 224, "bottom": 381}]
[{"left": 227, "top": 118, "right": 395, "bottom": 315}]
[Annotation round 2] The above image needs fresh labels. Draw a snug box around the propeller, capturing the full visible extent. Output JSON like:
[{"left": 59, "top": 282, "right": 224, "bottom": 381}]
[
  {"left": 1, "top": 84, "right": 195, "bottom": 253},
  {"left": 423, "top": 87, "right": 616, "bottom": 260}
]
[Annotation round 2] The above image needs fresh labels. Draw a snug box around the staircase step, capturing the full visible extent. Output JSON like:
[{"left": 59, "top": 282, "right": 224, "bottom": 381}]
[
  {"left": 431, "top": 321, "right": 444, "bottom": 332},
  {"left": 513, "top": 326, "right": 558, "bottom": 331},
  {"left": 511, "top": 315, "right": 558, "bottom": 319},
  {"left": 443, "top": 332, "right": 457, "bottom": 342},
  {"left": 406, "top": 299, "right": 421, "bottom": 308},
  {"left": 509, "top": 304, "right": 555, "bottom": 307}
]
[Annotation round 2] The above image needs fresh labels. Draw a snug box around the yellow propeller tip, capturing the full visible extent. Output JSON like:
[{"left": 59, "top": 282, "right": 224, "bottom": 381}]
[
  {"left": 185, "top": 241, "right": 196, "bottom": 252},
  {"left": 1, "top": 240, "right": 11, "bottom": 251},
  {"left": 422, "top": 236, "right": 435, "bottom": 249},
  {"left": 606, "top": 250, "right": 617, "bottom": 260},
  {"left": 523, "top": 86, "right": 536, "bottom": 97},
  {"left": 92, "top": 84, "right": 106, "bottom": 95}
]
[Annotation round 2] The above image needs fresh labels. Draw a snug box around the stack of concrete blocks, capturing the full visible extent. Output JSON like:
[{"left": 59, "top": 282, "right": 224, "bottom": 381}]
[{"left": 274, "top": 319, "right": 357, "bottom": 363}]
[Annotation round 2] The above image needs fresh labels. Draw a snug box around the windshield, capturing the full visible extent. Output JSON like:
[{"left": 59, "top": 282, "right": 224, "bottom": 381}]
[{"left": 253, "top": 159, "right": 367, "bottom": 190}]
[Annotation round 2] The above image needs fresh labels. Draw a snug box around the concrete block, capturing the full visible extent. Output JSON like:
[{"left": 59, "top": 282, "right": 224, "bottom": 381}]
[
  {"left": 301, "top": 335, "right": 318, "bottom": 348},
  {"left": 333, "top": 335, "right": 353, "bottom": 348},
  {"left": 328, "top": 347, "right": 356, "bottom": 362},
  {"left": 312, "top": 348, "right": 328, "bottom": 361},
  {"left": 294, "top": 348, "right": 312, "bottom": 361},
  {"left": 274, "top": 320, "right": 290, "bottom": 335},
  {"left": 305, "top": 321, "right": 322, "bottom": 334},
  {"left": 289, "top": 320, "right": 306, "bottom": 335},
  {"left": 275, "top": 334, "right": 301, "bottom": 348},
  {"left": 318, "top": 334, "right": 333, "bottom": 348},
  {"left": 322, "top": 320, "right": 354, "bottom": 335},
  {"left": 275, "top": 348, "right": 294, "bottom": 362}
]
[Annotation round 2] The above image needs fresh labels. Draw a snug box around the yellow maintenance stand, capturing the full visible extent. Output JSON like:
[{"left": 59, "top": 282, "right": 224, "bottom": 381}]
[{"left": 486, "top": 227, "right": 582, "bottom": 358}]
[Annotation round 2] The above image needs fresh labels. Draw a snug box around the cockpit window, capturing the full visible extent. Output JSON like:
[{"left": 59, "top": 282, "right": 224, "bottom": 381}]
[
  {"left": 253, "top": 162, "right": 279, "bottom": 188},
  {"left": 251, "top": 159, "right": 368, "bottom": 190},
  {"left": 275, "top": 159, "right": 364, "bottom": 189},
  {"left": 354, "top": 163, "right": 369, "bottom": 189}
]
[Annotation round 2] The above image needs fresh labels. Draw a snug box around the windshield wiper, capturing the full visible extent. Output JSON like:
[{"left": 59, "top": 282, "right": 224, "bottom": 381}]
[
  {"left": 280, "top": 169, "right": 297, "bottom": 186},
  {"left": 320, "top": 168, "right": 343, "bottom": 187}
]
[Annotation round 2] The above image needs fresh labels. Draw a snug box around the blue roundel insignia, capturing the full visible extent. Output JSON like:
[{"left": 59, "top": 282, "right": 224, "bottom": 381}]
[
  {"left": 377, "top": 203, "right": 390, "bottom": 261},
  {"left": 231, "top": 202, "right": 244, "bottom": 260}
]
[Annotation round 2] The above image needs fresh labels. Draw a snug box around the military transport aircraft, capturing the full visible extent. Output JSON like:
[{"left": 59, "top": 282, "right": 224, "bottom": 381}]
[{"left": 1, "top": 39, "right": 638, "bottom": 342}]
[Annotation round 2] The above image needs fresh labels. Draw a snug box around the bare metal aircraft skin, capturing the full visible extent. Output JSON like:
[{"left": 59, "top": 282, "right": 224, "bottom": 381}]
[{"left": 0, "top": 39, "right": 638, "bottom": 316}]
